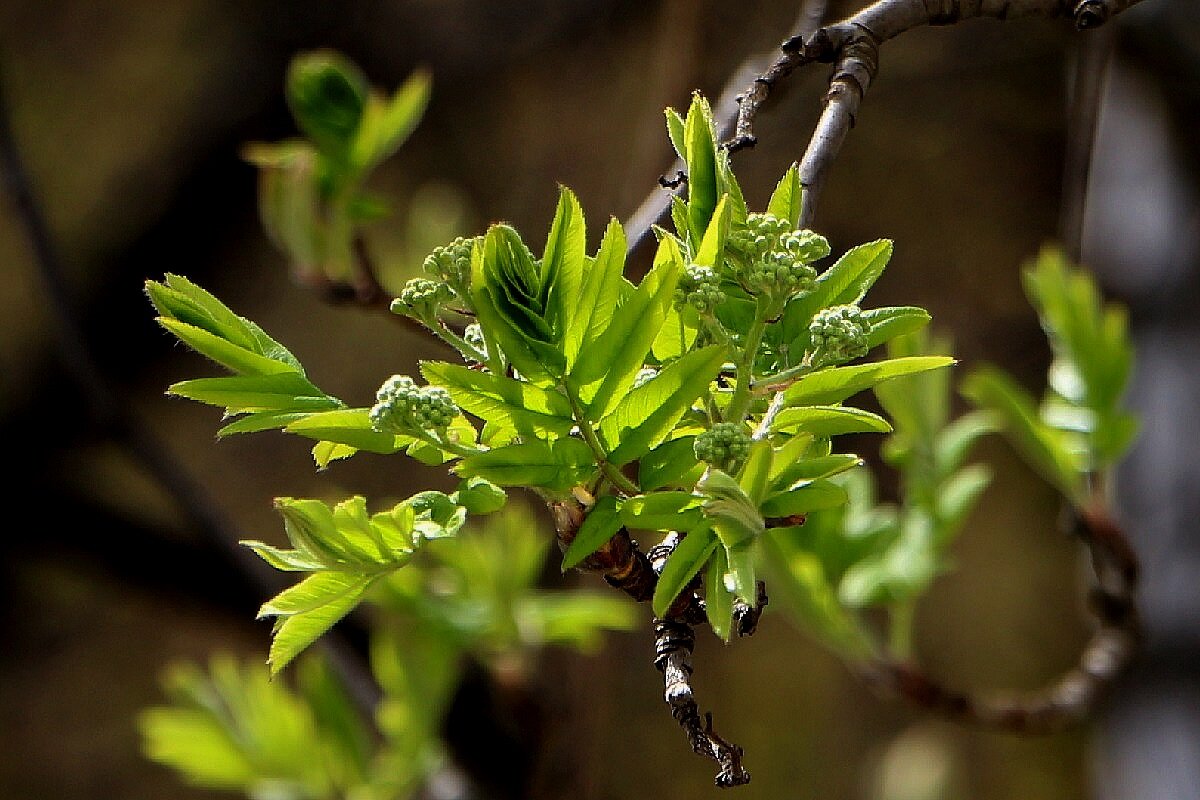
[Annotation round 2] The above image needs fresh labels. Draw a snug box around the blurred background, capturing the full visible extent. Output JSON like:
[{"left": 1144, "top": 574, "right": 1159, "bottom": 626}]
[{"left": 1, "top": 1, "right": 1197, "bottom": 798}]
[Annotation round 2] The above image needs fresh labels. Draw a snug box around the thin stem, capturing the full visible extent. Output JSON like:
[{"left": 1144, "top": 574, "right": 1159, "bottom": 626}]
[
  {"left": 888, "top": 600, "right": 916, "bottom": 661},
  {"left": 725, "top": 300, "right": 772, "bottom": 423},
  {"left": 563, "top": 383, "right": 640, "bottom": 496}
]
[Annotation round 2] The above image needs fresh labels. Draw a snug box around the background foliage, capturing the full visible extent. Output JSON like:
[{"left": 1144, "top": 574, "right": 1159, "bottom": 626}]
[{"left": 1, "top": 2, "right": 1196, "bottom": 799}]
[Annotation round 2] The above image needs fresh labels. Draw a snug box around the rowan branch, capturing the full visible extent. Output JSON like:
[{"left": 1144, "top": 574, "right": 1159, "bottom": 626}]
[
  {"left": 860, "top": 499, "right": 1139, "bottom": 732},
  {"left": 729, "top": 0, "right": 1149, "bottom": 227}
]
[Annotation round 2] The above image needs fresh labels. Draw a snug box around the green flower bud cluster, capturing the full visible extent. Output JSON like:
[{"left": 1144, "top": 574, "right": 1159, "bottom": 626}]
[
  {"left": 694, "top": 422, "right": 752, "bottom": 471},
  {"left": 675, "top": 264, "right": 724, "bottom": 314},
  {"left": 422, "top": 235, "right": 480, "bottom": 291},
  {"left": 633, "top": 367, "right": 659, "bottom": 389},
  {"left": 727, "top": 213, "right": 830, "bottom": 297},
  {"left": 370, "top": 375, "right": 459, "bottom": 434},
  {"left": 808, "top": 304, "right": 870, "bottom": 366},
  {"left": 391, "top": 278, "right": 453, "bottom": 321}
]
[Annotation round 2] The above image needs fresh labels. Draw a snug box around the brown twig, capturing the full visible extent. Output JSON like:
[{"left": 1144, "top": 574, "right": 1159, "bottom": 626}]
[
  {"left": 729, "top": 0, "right": 1148, "bottom": 227},
  {"left": 860, "top": 501, "right": 1139, "bottom": 731}
]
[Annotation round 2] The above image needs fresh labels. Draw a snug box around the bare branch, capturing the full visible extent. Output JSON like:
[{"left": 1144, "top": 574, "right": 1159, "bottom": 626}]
[
  {"left": 730, "top": 0, "right": 1149, "bottom": 227},
  {"left": 861, "top": 501, "right": 1140, "bottom": 732}
]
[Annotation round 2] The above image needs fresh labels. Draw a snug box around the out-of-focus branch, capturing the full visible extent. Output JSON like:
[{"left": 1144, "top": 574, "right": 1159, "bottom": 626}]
[
  {"left": 861, "top": 500, "right": 1139, "bottom": 732},
  {"left": 729, "top": 0, "right": 1148, "bottom": 227}
]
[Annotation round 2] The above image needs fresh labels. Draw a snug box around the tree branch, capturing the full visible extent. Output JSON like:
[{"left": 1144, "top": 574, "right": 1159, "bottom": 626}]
[
  {"left": 729, "top": 0, "right": 1149, "bottom": 227},
  {"left": 621, "top": 0, "right": 830, "bottom": 255},
  {"left": 860, "top": 500, "right": 1139, "bottom": 732}
]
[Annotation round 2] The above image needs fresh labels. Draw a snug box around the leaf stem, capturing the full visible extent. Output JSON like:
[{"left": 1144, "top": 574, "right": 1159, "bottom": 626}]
[
  {"left": 563, "top": 382, "right": 640, "bottom": 496},
  {"left": 726, "top": 299, "right": 772, "bottom": 422}
]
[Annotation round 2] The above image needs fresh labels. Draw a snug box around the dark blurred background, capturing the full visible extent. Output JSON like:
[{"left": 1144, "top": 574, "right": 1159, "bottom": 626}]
[{"left": 1, "top": 1, "right": 1197, "bottom": 798}]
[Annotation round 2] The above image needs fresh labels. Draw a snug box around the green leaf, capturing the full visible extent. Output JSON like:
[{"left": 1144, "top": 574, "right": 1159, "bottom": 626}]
[
  {"left": 962, "top": 366, "right": 1085, "bottom": 502},
  {"left": 519, "top": 594, "right": 638, "bottom": 652},
  {"left": 693, "top": 195, "right": 731, "bottom": 269},
  {"left": 760, "top": 480, "right": 848, "bottom": 518},
  {"left": 561, "top": 495, "right": 624, "bottom": 570},
  {"left": 456, "top": 437, "right": 594, "bottom": 491},
  {"left": 262, "top": 574, "right": 374, "bottom": 675},
  {"left": 684, "top": 93, "right": 719, "bottom": 243},
  {"left": 770, "top": 454, "right": 862, "bottom": 490},
  {"left": 287, "top": 51, "right": 368, "bottom": 160},
  {"left": 738, "top": 439, "right": 773, "bottom": 505},
  {"left": 934, "top": 410, "right": 998, "bottom": 476},
  {"left": 168, "top": 374, "right": 338, "bottom": 414},
  {"left": 313, "top": 441, "right": 357, "bottom": 469},
  {"left": 935, "top": 464, "right": 992, "bottom": 543},
  {"left": 705, "top": 546, "right": 734, "bottom": 641},
  {"left": 766, "top": 163, "right": 802, "bottom": 229},
  {"left": 570, "top": 235, "right": 685, "bottom": 419},
  {"left": 285, "top": 408, "right": 412, "bottom": 454},
  {"left": 638, "top": 435, "right": 704, "bottom": 491},
  {"left": 652, "top": 525, "right": 718, "bottom": 617},
  {"left": 216, "top": 412, "right": 311, "bottom": 437},
  {"left": 620, "top": 491, "right": 703, "bottom": 531},
  {"left": 157, "top": 319, "right": 299, "bottom": 377},
  {"left": 862, "top": 306, "right": 932, "bottom": 349},
  {"left": 352, "top": 68, "right": 431, "bottom": 170},
  {"left": 771, "top": 405, "right": 892, "bottom": 437},
  {"left": 421, "top": 361, "right": 574, "bottom": 436},
  {"left": 838, "top": 509, "right": 937, "bottom": 607},
  {"left": 601, "top": 346, "right": 726, "bottom": 465},
  {"left": 782, "top": 357, "right": 955, "bottom": 406},
  {"left": 566, "top": 218, "right": 626, "bottom": 367},
  {"left": 665, "top": 107, "right": 687, "bottom": 160},
  {"left": 699, "top": 470, "right": 764, "bottom": 550},
  {"left": 651, "top": 303, "right": 699, "bottom": 362},
  {"left": 781, "top": 240, "right": 893, "bottom": 351},
  {"left": 724, "top": 541, "right": 757, "bottom": 606},
  {"left": 453, "top": 476, "right": 508, "bottom": 515},
  {"left": 544, "top": 187, "right": 587, "bottom": 345}
]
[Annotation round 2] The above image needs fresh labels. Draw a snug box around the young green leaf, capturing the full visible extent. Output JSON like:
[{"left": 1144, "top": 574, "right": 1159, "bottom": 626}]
[
  {"left": 705, "top": 546, "right": 734, "bottom": 641},
  {"left": 570, "top": 235, "right": 685, "bottom": 419},
  {"left": 168, "top": 374, "right": 339, "bottom": 415},
  {"left": 781, "top": 240, "right": 894, "bottom": 351},
  {"left": 285, "top": 408, "right": 413, "bottom": 454},
  {"left": 765, "top": 163, "right": 802, "bottom": 229},
  {"left": 620, "top": 491, "right": 704, "bottom": 532},
  {"left": 456, "top": 437, "right": 594, "bottom": 491},
  {"left": 352, "top": 68, "right": 431, "bottom": 170},
  {"left": 683, "top": 93, "right": 719, "bottom": 244},
  {"left": 638, "top": 435, "right": 704, "bottom": 491},
  {"left": 962, "top": 366, "right": 1085, "bottom": 503},
  {"left": 561, "top": 495, "right": 624, "bottom": 570},
  {"left": 652, "top": 525, "right": 718, "bottom": 617},
  {"left": 770, "top": 406, "right": 893, "bottom": 437},
  {"left": 862, "top": 307, "right": 932, "bottom": 349},
  {"left": 601, "top": 345, "right": 726, "bottom": 466},
  {"left": 263, "top": 575, "right": 374, "bottom": 675},
  {"left": 421, "top": 361, "right": 574, "bottom": 437},
  {"left": 565, "top": 218, "right": 626, "bottom": 367},
  {"left": 781, "top": 357, "right": 955, "bottom": 406},
  {"left": 760, "top": 480, "right": 848, "bottom": 518}
]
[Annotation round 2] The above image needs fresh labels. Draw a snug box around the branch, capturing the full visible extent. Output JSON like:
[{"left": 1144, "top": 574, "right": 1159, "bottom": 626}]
[
  {"left": 860, "top": 500, "right": 1139, "bottom": 732},
  {"left": 621, "top": 0, "right": 830, "bottom": 255},
  {"left": 729, "top": 0, "right": 1148, "bottom": 227}
]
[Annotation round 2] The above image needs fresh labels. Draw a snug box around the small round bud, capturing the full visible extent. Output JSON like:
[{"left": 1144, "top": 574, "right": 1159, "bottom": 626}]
[
  {"left": 370, "top": 374, "right": 459, "bottom": 434},
  {"left": 808, "top": 304, "right": 870, "bottom": 366},
  {"left": 422, "top": 236, "right": 480, "bottom": 290},
  {"left": 694, "top": 422, "right": 753, "bottom": 471},
  {"left": 727, "top": 214, "right": 829, "bottom": 298},
  {"left": 392, "top": 278, "right": 452, "bottom": 320},
  {"left": 675, "top": 264, "right": 724, "bottom": 314}
]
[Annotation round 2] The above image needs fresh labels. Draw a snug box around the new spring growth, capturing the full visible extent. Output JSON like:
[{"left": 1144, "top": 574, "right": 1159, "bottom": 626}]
[
  {"left": 370, "top": 375, "right": 459, "bottom": 433},
  {"left": 728, "top": 213, "right": 830, "bottom": 298},
  {"left": 422, "top": 235, "right": 480, "bottom": 298},
  {"left": 808, "top": 304, "right": 870, "bottom": 367},
  {"left": 694, "top": 422, "right": 753, "bottom": 473},
  {"left": 676, "top": 264, "right": 724, "bottom": 315},
  {"left": 392, "top": 278, "right": 453, "bottom": 323}
]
